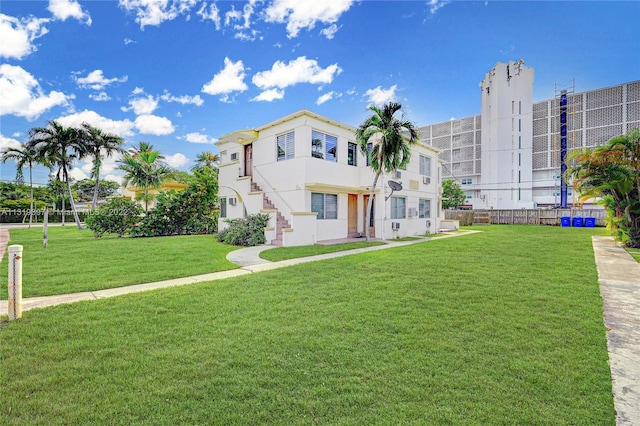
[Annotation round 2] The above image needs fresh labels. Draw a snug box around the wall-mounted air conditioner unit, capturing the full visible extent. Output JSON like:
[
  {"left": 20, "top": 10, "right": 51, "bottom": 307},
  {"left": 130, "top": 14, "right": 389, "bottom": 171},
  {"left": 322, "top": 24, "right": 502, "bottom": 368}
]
[
  {"left": 426, "top": 219, "right": 431, "bottom": 228},
  {"left": 408, "top": 208, "right": 417, "bottom": 217},
  {"left": 230, "top": 152, "right": 238, "bottom": 161},
  {"left": 423, "top": 176, "right": 431, "bottom": 185},
  {"left": 391, "top": 222, "right": 400, "bottom": 230},
  {"left": 395, "top": 171, "right": 402, "bottom": 179},
  {"left": 229, "top": 197, "right": 237, "bottom": 206}
]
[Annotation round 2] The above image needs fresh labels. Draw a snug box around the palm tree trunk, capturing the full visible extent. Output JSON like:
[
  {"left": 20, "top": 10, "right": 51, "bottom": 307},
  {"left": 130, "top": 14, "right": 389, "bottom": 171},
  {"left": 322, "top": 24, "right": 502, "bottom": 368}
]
[
  {"left": 364, "top": 171, "right": 381, "bottom": 242},
  {"left": 61, "top": 183, "right": 66, "bottom": 226},
  {"left": 144, "top": 185, "right": 149, "bottom": 216},
  {"left": 64, "top": 167, "right": 83, "bottom": 230},
  {"left": 92, "top": 174, "right": 100, "bottom": 210},
  {"left": 28, "top": 165, "right": 34, "bottom": 228}
]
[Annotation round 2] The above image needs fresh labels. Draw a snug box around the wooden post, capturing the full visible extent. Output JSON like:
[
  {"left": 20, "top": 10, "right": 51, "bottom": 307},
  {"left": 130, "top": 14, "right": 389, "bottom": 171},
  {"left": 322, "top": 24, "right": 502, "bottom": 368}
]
[
  {"left": 8, "top": 245, "right": 23, "bottom": 320},
  {"left": 43, "top": 207, "right": 48, "bottom": 248}
]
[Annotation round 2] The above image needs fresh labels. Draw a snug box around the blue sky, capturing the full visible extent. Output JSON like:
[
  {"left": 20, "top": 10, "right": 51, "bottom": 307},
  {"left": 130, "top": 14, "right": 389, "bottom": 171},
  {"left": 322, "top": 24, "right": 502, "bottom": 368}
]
[{"left": 1, "top": 0, "right": 639, "bottom": 186}]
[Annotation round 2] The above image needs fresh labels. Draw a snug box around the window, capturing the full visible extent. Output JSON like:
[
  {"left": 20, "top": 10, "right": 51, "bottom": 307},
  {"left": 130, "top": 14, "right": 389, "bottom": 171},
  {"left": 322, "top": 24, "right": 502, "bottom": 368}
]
[
  {"left": 311, "top": 193, "right": 337, "bottom": 219},
  {"left": 419, "top": 155, "right": 431, "bottom": 176},
  {"left": 311, "top": 130, "right": 337, "bottom": 162},
  {"left": 419, "top": 199, "right": 431, "bottom": 218},
  {"left": 277, "top": 131, "right": 295, "bottom": 161},
  {"left": 461, "top": 178, "right": 473, "bottom": 185},
  {"left": 347, "top": 142, "right": 357, "bottom": 166},
  {"left": 220, "top": 197, "right": 227, "bottom": 218},
  {"left": 365, "top": 142, "right": 373, "bottom": 166},
  {"left": 390, "top": 196, "right": 406, "bottom": 219},
  {"left": 466, "top": 192, "right": 473, "bottom": 199}
]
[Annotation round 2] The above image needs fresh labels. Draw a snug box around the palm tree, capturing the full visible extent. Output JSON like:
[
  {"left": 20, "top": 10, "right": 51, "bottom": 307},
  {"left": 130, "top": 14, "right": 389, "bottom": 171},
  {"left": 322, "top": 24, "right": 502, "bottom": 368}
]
[
  {"left": 355, "top": 102, "right": 419, "bottom": 241},
  {"left": 568, "top": 128, "right": 640, "bottom": 247},
  {"left": 28, "top": 121, "right": 85, "bottom": 229},
  {"left": 118, "top": 143, "right": 173, "bottom": 215},
  {"left": 191, "top": 151, "right": 219, "bottom": 172},
  {"left": 81, "top": 123, "right": 124, "bottom": 210},
  {"left": 1, "top": 143, "right": 38, "bottom": 227}
]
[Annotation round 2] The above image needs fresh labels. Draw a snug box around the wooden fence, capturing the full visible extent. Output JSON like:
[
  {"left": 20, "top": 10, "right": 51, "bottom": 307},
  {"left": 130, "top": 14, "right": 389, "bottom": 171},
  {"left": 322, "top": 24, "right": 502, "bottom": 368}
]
[{"left": 444, "top": 209, "right": 607, "bottom": 227}]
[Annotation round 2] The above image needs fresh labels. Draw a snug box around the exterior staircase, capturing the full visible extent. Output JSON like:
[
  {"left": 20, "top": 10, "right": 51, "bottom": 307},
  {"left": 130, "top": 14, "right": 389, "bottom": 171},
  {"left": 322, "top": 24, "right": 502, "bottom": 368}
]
[{"left": 251, "top": 181, "right": 290, "bottom": 246}]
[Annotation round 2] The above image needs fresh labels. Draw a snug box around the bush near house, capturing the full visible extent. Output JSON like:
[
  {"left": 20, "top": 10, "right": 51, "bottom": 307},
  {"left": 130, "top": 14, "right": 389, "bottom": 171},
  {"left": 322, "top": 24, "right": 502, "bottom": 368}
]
[{"left": 217, "top": 213, "right": 270, "bottom": 246}]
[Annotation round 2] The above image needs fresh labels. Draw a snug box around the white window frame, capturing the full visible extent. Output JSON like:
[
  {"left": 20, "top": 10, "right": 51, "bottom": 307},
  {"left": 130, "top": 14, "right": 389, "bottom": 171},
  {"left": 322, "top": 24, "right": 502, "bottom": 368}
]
[
  {"left": 347, "top": 142, "right": 357, "bottom": 166},
  {"left": 419, "top": 155, "right": 432, "bottom": 176},
  {"left": 277, "top": 131, "right": 295, "bottom": 161},
  {"left": 220, "top": 197, "right": 227, "bottom": 218},
  {"left": 311, "top": 193, "right": 338, "bottom": 220},
  {"left": 418, "top": 199, "right": 431, "bottom": 219},
  {"left": 390, "top": 196, "right": 406, "bottom": 219},
  {"left": 311, "top": 130, "right": 338, "bottom": 162}
]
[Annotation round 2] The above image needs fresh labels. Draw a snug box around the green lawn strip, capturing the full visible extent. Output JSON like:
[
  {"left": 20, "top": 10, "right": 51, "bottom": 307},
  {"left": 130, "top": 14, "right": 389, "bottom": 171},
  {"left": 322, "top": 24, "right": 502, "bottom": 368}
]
[
  {"left": 0, "top": 227, "right": 240, "bottom": 298},
  {"left": 0, "top": 225, "right": 614, "bottom": 424},
  {"left": 260, "top": 241, "right": 386, "bottom": 262}
]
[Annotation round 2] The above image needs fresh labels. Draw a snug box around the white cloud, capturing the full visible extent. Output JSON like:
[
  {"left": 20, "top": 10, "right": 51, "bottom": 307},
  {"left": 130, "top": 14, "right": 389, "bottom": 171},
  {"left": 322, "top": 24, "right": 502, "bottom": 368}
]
[
  {"left": 0, "top": 134, "right": 23, "bottom": 152},
  {"left": 196, "top": 2, "right": 221, "bottom": 29},
  {"left": 0, "top": 14, "right": 50, "bottom": 60},
  {"left": 165, "top": 152, "right": 188, "bottom": 168},
  {"left": 224, "top": 6, "right": 242, "bottom": 26},
  {"left": 134, "top": 114, "right": 175, "bottom": 135},
  {"left": 264, "top": 0, "right": 353, "bottom": 38},
  {"left": 75, "top": 70, "right": 128, "bottom": 90},
  {"left": 202, "top": 57, "right": 248, "bottom": 99},
  {"left": 364, "top": 84, "right": 397, "bottom": 105},
  {"left": 320, "top": 24, "right": 339, "bottom": 39},
  {"left": 252, "top": 56, "right": 342, "bottom": 92},
  {"left": 316, "top": 91, "right": 341, "bottom": 105},
  {"left": 118, "top": 0, "right": 198, "bottom": 29},
  {"left": 160, "top": 91, "right": 204, "bottom": 106},
  {"left": 183, "top": 132, "right": 215, "bottom": 144},
  {"left": 89, "top": 91, "right": 111, "bottom": 102},
  {"left": 251, "top": 88, "right": 284, "bottom": 102},
  {"left": 126, "top": 95, "right": 158, "bottom": 115},
  {"left": 0, "top": 64, "right": 73, "bottom": 120},
  {"left": 428, "top": 0, "right": 451, "bottom": 14},
  {"left": 68, "top": 167, "right": 88, "bottom": 181},
  {"left": 48, "top": 0, "right": 92, "bottom": 25},
  {"left": 55, "top": 110, "right": 135, "bottom": 137},
  {"left": 124, "top": 37, "right": 136, "bottom": 45},
  {"left": 104, "top": 174, "right": 123, "bottom": 185},
  {"left": 132, "top": 86, "right": 144, "bottom": 95},
  {"left": 235, "top": 29, "right": 261, "bottom": 42}
]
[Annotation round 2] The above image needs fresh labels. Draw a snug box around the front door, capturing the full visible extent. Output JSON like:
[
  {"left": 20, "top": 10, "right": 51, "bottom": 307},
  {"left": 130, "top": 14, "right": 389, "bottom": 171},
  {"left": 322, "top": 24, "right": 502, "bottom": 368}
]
[
  {"left": 363, "top": 194, "right": 375, "bottom": 237},
  {"left": 348, "top": 194, "right": 358, "bottom": 236},
  {"left": 244, "top": 144, "right": 252, "bottom": 177}
]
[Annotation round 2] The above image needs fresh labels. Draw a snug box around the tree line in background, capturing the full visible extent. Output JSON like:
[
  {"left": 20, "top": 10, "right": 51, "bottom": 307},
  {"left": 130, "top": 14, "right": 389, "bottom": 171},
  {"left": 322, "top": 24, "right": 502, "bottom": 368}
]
[{"left": 1, "top": 120, "right": 220, "bottom": 237}]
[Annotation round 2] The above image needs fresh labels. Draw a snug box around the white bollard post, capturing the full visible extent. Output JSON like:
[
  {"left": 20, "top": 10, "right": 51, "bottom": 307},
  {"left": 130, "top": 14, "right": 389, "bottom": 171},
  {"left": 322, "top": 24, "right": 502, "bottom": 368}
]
[{"left": 8, "top": 245, "right": 23, "bottom": 320}]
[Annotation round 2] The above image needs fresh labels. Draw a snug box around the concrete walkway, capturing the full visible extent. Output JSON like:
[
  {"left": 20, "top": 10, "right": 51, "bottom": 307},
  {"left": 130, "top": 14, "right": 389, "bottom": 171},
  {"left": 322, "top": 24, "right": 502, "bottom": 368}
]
[
  {"left": 0, "top": 231, "right": 638, "bottom": 424},
  {"left": 593, "top": 236, "right": 640, "bottom": 426}
]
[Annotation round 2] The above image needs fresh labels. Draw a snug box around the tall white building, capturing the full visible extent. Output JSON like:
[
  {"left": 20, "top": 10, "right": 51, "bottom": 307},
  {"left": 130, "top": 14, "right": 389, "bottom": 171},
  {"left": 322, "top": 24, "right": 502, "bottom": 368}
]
[{"left": 421, "top": 60, "right": 640, "bottom": 209}]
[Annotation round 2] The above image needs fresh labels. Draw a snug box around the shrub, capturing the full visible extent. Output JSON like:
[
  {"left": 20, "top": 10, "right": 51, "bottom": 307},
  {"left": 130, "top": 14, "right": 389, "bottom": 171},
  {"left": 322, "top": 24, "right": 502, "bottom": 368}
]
[
  {"left": 85, "top": 198, "right": 143, "bottom": 237},
  {"left": 217, "top": 213, "right": 270, "bottom": 246}
]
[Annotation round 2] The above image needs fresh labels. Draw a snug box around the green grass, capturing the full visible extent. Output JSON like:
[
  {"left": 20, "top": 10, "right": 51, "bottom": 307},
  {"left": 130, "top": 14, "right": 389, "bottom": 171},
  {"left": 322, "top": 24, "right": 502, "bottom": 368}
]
[
  {"left": 260, "top": 241, "right": 386, "bottom": 262},
  {"left": 0, "top": 226, "right": 240, "bottom": 298},
  {"left": 0, "top": 225, "right": 614, "bottom": 424}
]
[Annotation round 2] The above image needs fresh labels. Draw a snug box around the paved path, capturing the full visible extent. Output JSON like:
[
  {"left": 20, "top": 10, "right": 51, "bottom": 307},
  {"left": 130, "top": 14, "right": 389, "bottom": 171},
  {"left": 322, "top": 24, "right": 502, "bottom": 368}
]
[
  {"left": 593, "top": 236, "right": 640, "bottom": 426},
  {"left": 0, "top": 231, "right": 638, "bottom": 424},
  {"left": 0, "top": 228, "right": 9, "bottom": 262}
]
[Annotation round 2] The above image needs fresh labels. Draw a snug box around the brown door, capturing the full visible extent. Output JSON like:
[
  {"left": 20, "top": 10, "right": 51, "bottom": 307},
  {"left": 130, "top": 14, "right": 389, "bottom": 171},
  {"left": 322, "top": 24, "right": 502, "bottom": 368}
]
[
  {"left": 348, "top": 194, "right": 357, "bottom": 235},
  {"left": 363, "top": 194, "right": 375, "bottom": 236},
  {"left": 244, "top": 144, "right": 252, "bottom": 177}
]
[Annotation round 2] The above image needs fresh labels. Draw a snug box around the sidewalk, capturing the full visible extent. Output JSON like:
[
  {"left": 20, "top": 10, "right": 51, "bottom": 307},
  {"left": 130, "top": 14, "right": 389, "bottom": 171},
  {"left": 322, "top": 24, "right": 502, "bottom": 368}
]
[{"left": 592, "top": 236, "right": 640, "bottom": 426}]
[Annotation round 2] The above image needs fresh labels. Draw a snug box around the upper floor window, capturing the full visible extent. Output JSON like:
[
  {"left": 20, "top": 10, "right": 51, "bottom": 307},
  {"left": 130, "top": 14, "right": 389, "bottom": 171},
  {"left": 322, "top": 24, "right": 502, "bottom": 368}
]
[
  {"left": 419, "top": 199, "right": 431, "bottom": 218},
  {"left": 461, "top": 178, "right": 473, "bottom": 185},
  {"left": 277, "top": 131, "right": 295, "bottom": 161},
  {"left": 311, "top": 192, "right": 337, "bottom": 219},
  {"left": 390, "top": 196, "right": 406, "bottom": 219},
  {"left": 311, "top": 130, "right": 337, "bottom": 162},
  {"left": 366, "top": 143, "right": 373, "bottom": 166},
  {"left": 347, "top": 142, "right": 357, "bottom": 166},
  {"left": 419, "top": 155, "right": 431, "bottom": 176}
]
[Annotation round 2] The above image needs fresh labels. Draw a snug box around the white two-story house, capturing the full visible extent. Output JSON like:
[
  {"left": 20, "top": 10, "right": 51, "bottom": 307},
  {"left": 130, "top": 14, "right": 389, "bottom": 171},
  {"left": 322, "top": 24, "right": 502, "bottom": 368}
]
[{"left": 216, "top": 109, "right": 443, "bottom": 246}]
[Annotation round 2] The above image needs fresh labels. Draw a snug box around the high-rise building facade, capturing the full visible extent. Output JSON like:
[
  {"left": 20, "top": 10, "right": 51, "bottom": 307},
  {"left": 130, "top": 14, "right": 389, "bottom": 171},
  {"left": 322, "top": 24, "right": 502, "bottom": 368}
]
[{"left": 420, "top": 60, "right": 640, "bottom": 209}]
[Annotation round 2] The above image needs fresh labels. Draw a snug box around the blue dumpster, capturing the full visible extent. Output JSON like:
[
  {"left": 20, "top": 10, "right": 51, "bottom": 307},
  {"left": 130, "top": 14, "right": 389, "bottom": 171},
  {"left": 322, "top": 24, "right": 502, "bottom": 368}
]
[
  {"left": 561, "top": 216, "right": 571, "bottom": 227},
  {"left": 572, "top": 217, "right": 583, "bottom": 227},
  {"left": 585, "top": 217, "right": 596, "bottom": 228}
]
